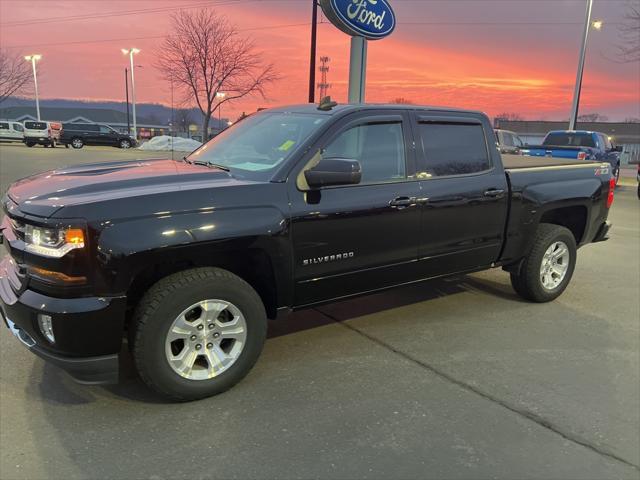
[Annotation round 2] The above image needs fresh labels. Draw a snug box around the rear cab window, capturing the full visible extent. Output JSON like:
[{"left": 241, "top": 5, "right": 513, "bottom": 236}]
[
  {"left": 416, "top": 120, "right": 491, "bottom": 177},
  {"left": 543, "top": 132, "right": 595, "bottom": 148}
]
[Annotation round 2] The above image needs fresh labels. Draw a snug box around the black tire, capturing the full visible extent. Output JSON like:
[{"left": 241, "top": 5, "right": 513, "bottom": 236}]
[
  {"left": 119, "top": 139, "right": 131, "bottom": 149},
  {"left": 71, "top": 138, "right": 84, "bottom": 149},
  {"left": 26, "top": 142, "right": 34, "bottom": 147},
  {"left": 132, "top": 267, "right": 267, "bottom": 402},
  {"left": 65, "top": 144, "right": 70, "bottom": 149},
  {"left": 510, "top": 223, "right": 577, "bottom": 303}
]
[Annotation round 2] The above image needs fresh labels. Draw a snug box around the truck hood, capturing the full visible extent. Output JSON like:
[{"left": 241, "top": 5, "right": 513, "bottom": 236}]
[{"left": 7, "top": 158, "right": 241, "bottom": 218}]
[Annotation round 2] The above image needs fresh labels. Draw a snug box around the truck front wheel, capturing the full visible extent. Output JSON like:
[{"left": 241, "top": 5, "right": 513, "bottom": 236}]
[
  {"left": 510, "top": 223, "right": 577, "bottom": 303},
  {"left": 132, "top": 267, "right": 267, "bottom": 401}
]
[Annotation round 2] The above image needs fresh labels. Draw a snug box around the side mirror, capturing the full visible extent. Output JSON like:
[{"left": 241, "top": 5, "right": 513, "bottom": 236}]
[
  {"left": 304, "top": 158, "right": 362, "bottom": 188},
  {"left": 612, "top": 145, "right": 623, "bottom": 152}
]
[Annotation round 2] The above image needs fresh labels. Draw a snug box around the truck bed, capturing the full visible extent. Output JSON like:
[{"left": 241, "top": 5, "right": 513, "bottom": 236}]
[{"left": 502, "top": 154, "right": 598, "bottom": 170}]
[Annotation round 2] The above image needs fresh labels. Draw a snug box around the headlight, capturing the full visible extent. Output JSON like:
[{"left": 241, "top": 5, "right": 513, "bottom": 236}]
[{"left": 25, "top": 225, "right": 85, "bottom": 258}]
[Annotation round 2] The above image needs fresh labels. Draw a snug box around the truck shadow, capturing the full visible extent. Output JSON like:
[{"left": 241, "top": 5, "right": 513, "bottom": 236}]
[{"left": 28, "top": 272, "right": 522, "bottom": 405}]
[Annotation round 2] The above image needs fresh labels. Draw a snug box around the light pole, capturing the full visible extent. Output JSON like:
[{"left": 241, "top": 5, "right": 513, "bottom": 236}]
[
  {"left": 122, "top": 48, "right": 140, "bottom": 138},
  {"left": 24, "top": 54, "right": 42, "bottom": 121},
  {"left": 569, "top": 0, "right": 603, "bottom": 130},
  {"left": 216, "top": 92, "right": 226, "bottom": 132}
]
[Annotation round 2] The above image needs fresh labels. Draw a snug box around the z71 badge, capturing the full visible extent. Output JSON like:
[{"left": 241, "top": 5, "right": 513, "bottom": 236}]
[{"left": 303, "top": 252, "right": 354, "bottom": 266}]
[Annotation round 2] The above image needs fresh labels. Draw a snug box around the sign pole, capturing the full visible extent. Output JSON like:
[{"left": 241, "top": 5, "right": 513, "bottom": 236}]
[{"left": 348, "top": 36, "right": 367, "bottom": 104}]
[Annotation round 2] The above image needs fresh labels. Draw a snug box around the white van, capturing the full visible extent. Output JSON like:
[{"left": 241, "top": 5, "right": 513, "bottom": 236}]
[
  {"left": 23, "top": 120, "right": 61, "bottom": 147},
  {"left": 0, "top": 121, "right": 25, "bottom": 142}
]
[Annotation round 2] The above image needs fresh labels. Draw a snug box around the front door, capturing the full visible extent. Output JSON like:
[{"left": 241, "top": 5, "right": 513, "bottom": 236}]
[
  {"left": 288, "top": 111, "right": 422, "bottom": 306},
  {"left": 412, "top": 113, "right": 509, "bottom": 277}
]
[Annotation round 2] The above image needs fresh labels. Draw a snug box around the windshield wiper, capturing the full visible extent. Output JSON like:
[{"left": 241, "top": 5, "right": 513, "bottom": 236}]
[{"left": 191, "top": 160, "right": 230, "bottom": 172}]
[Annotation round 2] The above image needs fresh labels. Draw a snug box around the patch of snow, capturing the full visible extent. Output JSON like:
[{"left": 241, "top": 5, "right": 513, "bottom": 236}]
[{"left": 138, "top": 135, "right": 202, "bottom": 152}]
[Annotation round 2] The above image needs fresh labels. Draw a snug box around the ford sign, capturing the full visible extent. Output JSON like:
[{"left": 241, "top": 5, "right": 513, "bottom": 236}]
[{"left": 319, "top": 0, "right": 396, "bottom": 40}]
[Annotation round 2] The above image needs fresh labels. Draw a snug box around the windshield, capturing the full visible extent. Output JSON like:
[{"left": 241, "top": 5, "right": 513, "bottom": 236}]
[
  {"left": 187, "top": 112, "right": 328, "bottom": 180},
  {"left": 543, "top": 132, "right": 595, "bottom": 148}
]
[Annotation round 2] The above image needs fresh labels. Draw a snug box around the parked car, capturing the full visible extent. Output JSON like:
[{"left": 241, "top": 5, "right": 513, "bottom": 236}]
[
  {"left": 522, "top": 130, "right": 622, "bottom": 184},
  {"left": 60, "top": 123, "right": 136, "bottom": 149},
  {"left": 23, "top": 120, "right": 61, "bottom": 147},
  {"left": 494, "top": 128, "right": 524, "bottom": 154},
  {"left": 0, "top": 121, "right": 25, "bottom": 143},
  {"left": 0, "top": 103, "right": 615, "bottom": 401}
]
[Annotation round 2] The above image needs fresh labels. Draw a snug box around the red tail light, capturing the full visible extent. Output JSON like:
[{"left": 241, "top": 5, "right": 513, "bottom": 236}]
[
  {"left": 606, "top": 176, "right": 615, "bottom": 208},
  {"left": 577, "top": 151, "right": 587, "bottom": 161}
]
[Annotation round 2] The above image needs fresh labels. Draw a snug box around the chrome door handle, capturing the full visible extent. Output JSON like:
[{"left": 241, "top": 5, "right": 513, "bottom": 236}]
[
  {"left": 389, "top": 196, "right": 416, "bottom": 207},
  {"left": 484, "top": 189, "right": 505, "bottom": 198}
]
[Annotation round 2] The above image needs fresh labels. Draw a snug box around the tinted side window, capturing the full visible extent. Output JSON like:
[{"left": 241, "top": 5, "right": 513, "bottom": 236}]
[
  {"left": 0, "top": 122, "right": 8, "bottom": 129},
  {"left": 503, "top": 133, "right": 514, "bottom": 147},
  {"left": 14, "top": 124, "right": 24, "bottom": 132},
  {"left": 84, "top": 124, "right": 100, "bottom": 132},
  {"left": 99, "top": 125, "right": 112, "bottom": 134},
  {"left": 323, "top": 121, "right": 406, "bottom": 183},
  {"left": 418, "top": 123, "right": 491, "bottom": 177},
  {"left": 24, "top": 121, "right": 47, "bottom": 130},
  {"left": 512, "top": 134, "right": 523, "bottom": 147}
]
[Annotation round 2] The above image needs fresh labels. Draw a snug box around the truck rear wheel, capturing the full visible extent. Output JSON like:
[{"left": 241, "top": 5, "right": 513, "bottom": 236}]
[
  {"left": 132, "top": 267, "right": 267, "bottom": 401},
  {"left": 510, "top": 223, "right": 577, "bottom": 303}
]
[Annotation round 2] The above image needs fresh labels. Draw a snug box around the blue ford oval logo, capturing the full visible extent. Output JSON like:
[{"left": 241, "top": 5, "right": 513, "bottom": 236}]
[{"left": 319, "top": 0, "right": 396, "bottom": 40}]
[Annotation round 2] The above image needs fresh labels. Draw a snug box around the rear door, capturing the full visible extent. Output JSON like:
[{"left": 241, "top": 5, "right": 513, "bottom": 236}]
[
  {"left": 288, "top": 110, "right": 422, "bottom": 306},
  {"left": 83, "top": 124, "right": 102, "bottom": 144},
  {"left": 412, "top": 112, "right": 509, "bottom": 277},
  {"left": 98, "top": 125, "right": 118, "bottom": 146}
]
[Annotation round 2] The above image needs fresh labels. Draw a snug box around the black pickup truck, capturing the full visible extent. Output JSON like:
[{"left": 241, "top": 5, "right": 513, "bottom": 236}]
[{"left": 0, "top": 104, "right": 615, "bottom": 401}]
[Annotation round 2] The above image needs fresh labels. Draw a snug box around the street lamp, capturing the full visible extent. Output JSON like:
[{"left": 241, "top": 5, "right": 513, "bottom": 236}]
[
  {"left": 24, "top": 54, "right": 42, "bottom": 121},
  {"left": 122, "top": 48, "right": 140, "bottom": 138},
  {"left": 216, "top": 92, "right": 226, "bottom": 131},
  {"left": 569, "top": 0, "right": 602, "bottom": 130}
]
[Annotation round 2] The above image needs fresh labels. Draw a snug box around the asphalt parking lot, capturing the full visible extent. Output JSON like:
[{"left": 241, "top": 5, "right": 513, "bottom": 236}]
[{"left": 0, "top": 142, "right": 638, "bottom": 480}]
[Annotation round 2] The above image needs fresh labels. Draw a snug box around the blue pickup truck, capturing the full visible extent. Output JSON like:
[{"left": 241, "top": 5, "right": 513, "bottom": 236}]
[{"left": 523, "top": 130, "right": 622, "bottom": 184}]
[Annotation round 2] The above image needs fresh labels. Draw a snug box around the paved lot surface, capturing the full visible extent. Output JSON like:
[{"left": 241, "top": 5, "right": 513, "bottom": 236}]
[{"left": 0, "top": 143, "right": 639, "bottom": 480}]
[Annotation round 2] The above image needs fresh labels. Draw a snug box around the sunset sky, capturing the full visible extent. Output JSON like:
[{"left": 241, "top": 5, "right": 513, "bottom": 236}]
[{"left": 1, "top": 0, "right": 639, "bottom": 121}]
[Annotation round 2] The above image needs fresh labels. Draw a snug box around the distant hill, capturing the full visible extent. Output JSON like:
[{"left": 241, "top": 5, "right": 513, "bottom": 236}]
[{"left": 1, "top": 97, "right": 228, "bottom": 128}]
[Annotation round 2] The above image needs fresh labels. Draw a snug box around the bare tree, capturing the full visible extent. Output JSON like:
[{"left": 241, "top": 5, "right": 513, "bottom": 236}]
[
  {"left": 174, "top": 108, "right": 194, "bottom": 132},
  {"left": 617, "top": 2, "right": 640, "bottom": 63},
  {"left": 495, "top": 112, "right": 524, "bottom": 121},
  {"left": 0, "top": 49, "right": 32, "bottom": 104},
  {"left": 577, "top": 113, "right": 608, "bottom": 122},
  {"left": 156, "top": 10, "right": 277, "bottom": 140}
]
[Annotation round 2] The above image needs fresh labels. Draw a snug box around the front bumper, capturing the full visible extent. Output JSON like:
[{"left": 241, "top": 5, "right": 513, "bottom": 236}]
[
  {"left": 0, "top": 255, "right": 126, "bottom": 384},
  {"left": 3, "top": 315, "right": 118, "bottom": 384}
]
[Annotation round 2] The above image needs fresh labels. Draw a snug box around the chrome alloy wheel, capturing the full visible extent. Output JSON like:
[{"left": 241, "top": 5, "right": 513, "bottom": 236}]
[
  {"left": 540, "top": 241, "right": 570, "bottom": 290},
  {"left": 165, "top": 300, "right": 247, "bottom": 380}
]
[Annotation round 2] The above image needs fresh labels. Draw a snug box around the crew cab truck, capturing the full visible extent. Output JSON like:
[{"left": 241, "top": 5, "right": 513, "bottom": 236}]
[
  {"left": 523, "top": 130, "right": 622, "bottom": 184},
  {"left": 0, "top": 104, "right": 615, "bottom": 401}
]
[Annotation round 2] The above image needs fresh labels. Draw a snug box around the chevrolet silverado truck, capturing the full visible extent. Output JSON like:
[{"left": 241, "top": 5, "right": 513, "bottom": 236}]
[
  {"left": 0, "top": 103, "right": 615, "bottom": 401},
  {"left": 522, "top": 130, "right": 622, "bottom": 184}
]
